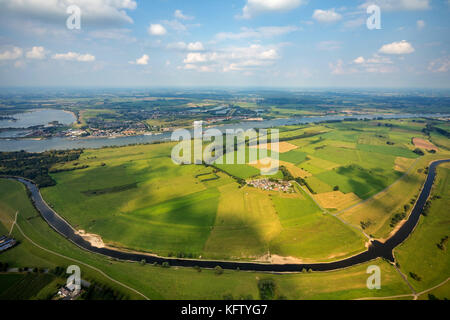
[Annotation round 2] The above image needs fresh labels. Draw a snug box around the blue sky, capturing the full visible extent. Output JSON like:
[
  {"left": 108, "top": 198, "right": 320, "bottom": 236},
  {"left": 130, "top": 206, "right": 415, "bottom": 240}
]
[{"left": 0, "top": 0, "right": 449, "bottom": 88}]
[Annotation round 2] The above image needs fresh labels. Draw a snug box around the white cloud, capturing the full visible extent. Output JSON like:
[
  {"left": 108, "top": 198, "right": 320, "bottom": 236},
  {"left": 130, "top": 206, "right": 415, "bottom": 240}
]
[
  {"left": 184, "top": 52, "right": 208, "bottom": 64},
  {"left": 0, "top": 46, "right": 23, "bottom": 60},
  {"left": 353, "top": 56, "right": 365, "bottom": 64},
  {"left": 0, "top": 0, "right": 137, "bottom": 26},
  {"left": 379, "top": 40, "right": 415, "bottom": 55},
  {"left": 174, "top": 9, "right": 193, "bottom": 20},
  {"left": 215, "top": 26, "right": 299, "bottom": 41},
  {"left": 52, "top": 52, "right": 95, "bottom": 62},
  {"left": 148, "top": 24, "right": 167, "bottom": 36},
  {"left": 240, "top": 0, "right": 306, "bottom": 19},
  {"left": 428, "top": 57, "right": 450, "bottom": 73},
  {"left": 187, "top": 42, "right": 205, "bottom": 51},
  {"left": 181, "top": 44, "right": 280, "bottom": 73},
  {"left": 312, "top": 9, "right": 342, "bottom": 24},
  {"left": 131, "top": 54, "right": 149, "bottom": 65},
  {"left": 359, "top": 0, "right": 430, "bottom": 11},
  {"left": 26, "top": 46, "right": 46, "bottom": 59},
  {"left": 333, "top": 54, "right": 396, "bottom": 75},
  {"left": 417, "top": 20, "right": 426, "bottom": 30}
]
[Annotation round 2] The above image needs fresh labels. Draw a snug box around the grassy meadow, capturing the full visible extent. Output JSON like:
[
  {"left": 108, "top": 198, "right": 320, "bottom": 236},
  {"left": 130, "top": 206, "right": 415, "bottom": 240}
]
[
  {"left": 394, "top": 163, "right": 450, "bottom": 295},
  {"left": 37, "top": 118, "right": 450, "bottom": 261},
  {"left": 0, "top": 179, "right": 412, "bottom": 300}
]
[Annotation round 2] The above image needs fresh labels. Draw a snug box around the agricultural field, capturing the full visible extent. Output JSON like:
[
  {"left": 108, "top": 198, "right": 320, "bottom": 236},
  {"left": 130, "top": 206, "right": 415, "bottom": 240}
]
[
  {"left": 0, "top": 178, "right": 413, "bottom": 300},
  {"left": 35, "top": 119, "right": 450, "bottom": 263}
]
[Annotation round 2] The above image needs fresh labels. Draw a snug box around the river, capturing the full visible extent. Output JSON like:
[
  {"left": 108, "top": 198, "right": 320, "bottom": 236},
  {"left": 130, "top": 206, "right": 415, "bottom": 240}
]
[
  {"left": 11, "top": 159, "right": 449, "bottom": 272},
  {"left": 0, "top": 113, "right": 447, "bottom": 152}
]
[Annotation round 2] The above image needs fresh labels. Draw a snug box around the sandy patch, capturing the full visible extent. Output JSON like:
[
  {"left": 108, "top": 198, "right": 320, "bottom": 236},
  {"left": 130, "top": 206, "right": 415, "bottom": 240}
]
[
  {"left": 394, "top": 157, "right": 415, "bottom": 172},
  {"left": 256, "top": 254, "right": 304, "bottom": 265},
  {"left": 76, "top": 230, "right": 105, "bottom": 248},
  {"left": 250, "top": 142, "right": 298, "bottom": 153},
  {"left": 314, "top": 191, "right": 361, "bottom": 211},
  {"left": 413, "top": 138, "right": 438, "bottom": 152}
]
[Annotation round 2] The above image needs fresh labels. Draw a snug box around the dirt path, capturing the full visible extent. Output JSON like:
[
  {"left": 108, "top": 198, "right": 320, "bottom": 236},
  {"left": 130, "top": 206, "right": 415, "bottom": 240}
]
[{"left": 356, "top": 277, "right": 450, "bottom": 300}]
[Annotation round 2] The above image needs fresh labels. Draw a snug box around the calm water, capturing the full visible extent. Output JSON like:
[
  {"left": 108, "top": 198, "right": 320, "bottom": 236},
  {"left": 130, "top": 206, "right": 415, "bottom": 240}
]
[
  {"left": 0, "top": 109, "right": 76, "bottom": 129},
  {"left": 0, "top": 113, "right": 447, "bottom": 152}
]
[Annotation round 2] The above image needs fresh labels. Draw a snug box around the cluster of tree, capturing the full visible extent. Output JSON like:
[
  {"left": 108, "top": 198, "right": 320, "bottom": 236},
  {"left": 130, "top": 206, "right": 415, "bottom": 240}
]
[
  {"left": 257, "top": 279, "right": 286, "bottom": 300},
  {"left": 422, "top": 200, "right": 432, "bottom": 217},
  {"left": 409, "top": 272, "right": 422, "bottom": 282},
  {"left": 295, "top": 177, "right": 316, "bottom": 194},
  {"left": 280, "top": 166, "right": 294, "bottom": 181},
  {"left": 82, "top": 281, "right": 128, "bottom": 300},
  {"left": 278, "top": 131, "right": 323, "bottom": 143},
  {"left": 390, "top": 212, "right": 406, "bottom": 228},
  {"left": 360, "top": 220, "right": 372, "bottom": 230},
  {"left": 0, "top": 150, "right": 83, "bottom": 187},
  {"left": 208, "top": 164, "right": 246, "bottom": 186}
]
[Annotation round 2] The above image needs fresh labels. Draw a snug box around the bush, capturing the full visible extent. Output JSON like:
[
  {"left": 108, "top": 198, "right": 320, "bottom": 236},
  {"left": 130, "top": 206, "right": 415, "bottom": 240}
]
[
  {"left": 258, "top": 279, "right": 276, "bottom": 300},
  {"left": 409, "top": 272, "right": 422, "bottom": 281},
  {"left": 214, "top": 266, "right": 224, "bottom": 275}
]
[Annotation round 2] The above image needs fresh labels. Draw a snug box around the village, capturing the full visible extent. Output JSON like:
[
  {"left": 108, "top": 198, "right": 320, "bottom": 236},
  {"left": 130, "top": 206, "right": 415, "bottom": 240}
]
[{"left": 247, "top": 179, "right": 295, "bottom": 193}]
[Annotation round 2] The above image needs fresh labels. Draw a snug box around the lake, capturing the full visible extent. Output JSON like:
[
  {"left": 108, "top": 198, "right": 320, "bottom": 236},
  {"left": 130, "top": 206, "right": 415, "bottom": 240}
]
[{"left": 0, "top": 109, "right": 76, "bottom": 129}]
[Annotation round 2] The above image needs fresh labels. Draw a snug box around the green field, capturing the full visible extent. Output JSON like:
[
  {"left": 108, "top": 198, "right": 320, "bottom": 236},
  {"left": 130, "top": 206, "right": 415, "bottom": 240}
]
[
  {"left": 0, "top": 178, "right": 413, "bottom": 300},
  {"left": 1, "top": 118, "right": 448, "bottom": 300},
  {"left": 36, "top": 119, "right": 450, "bottom": 261},
  {"left": 395, "top": 164, "right": 450, "bottom": 294}
]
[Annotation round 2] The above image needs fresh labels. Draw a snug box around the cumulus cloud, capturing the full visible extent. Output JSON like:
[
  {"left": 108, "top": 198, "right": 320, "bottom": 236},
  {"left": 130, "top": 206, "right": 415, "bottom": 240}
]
[
  {"left": 379, "top": 40, "right": 415, "bottom": 55},
  {"left": 181, "top": 44, "right": 280, "bottom": 73},
  {"left": 0, "top": 46, "right": 23, "bottom": 60},
  {"left": 359, "top": 0, "right": 430, "bottom": 11},
  {"left": 52, "top": 52, "right": 95, "bottom": 62},
  {"left": 240, "top": 0, "right": 306, "bottom": 19},
  {"left": 215, "top": 26, "right": 299, "bottom": 41},
  {"left": 26, "top": 46, "right": 46, "bottom": 59},
  {"left": 174, "top": 9, "right": 193, "bottom": 20},
  {"left": 312, "top": 9, "right": 342, "bottom": 24},
  {"left": 148, "top": 24, "right": 167, "bottom": 36},
  {"left": 353, "top": 56, "right": 365, "bottom": 64},
  {"left": 0, "top": 0, "right": 137, "bottom": 27},
  {"left": 332, "top": 54, "right": 396, "bottom": 75},
  {"left": 129, "top": 54, "right": 149, "bottom": 65}
]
